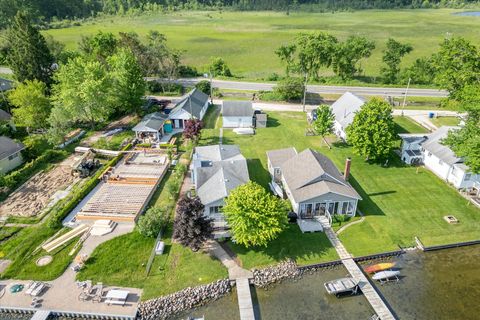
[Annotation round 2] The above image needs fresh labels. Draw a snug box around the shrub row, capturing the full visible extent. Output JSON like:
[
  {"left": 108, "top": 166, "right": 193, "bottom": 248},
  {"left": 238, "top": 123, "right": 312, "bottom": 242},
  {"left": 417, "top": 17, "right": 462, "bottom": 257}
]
[
  {"left": 46, "top": 144, "right": 132, "bottom": 229},
  {"left": 0, "top": 149, "right": 67, "bottom": 192}
]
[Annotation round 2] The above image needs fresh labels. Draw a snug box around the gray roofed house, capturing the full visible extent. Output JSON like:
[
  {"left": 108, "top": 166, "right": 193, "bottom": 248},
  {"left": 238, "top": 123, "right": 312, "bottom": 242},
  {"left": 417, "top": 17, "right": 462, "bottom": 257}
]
[
  {"left": 0, "top": 136, "right": 24, "bottom": 174},
  {"left": 422, "top": 126, "right": 462, "bottom": 166},
  {"left": 331, "top": 92, "right": 366, "bottom": 140},
  {"left": 169, "top": 88, "right": 209, "bottom": 129},
  {"left": 191, "top": 144, "right": 250, "bottom": 234},
  {"left": 222, "top": 101, "right": 254, "bottom": 128},
  {"left": 267, "top": 148, "right": 361, "bottom": 230},
  {"left": 132, "top": 112, "right": 169, "bottom": 142}
]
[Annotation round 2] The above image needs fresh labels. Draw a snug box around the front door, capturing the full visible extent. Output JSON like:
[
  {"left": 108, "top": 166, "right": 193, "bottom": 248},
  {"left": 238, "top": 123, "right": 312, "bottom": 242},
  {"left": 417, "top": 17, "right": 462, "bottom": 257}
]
[{"left": 174, "top": 119, "right": 180, "bottom": 128}]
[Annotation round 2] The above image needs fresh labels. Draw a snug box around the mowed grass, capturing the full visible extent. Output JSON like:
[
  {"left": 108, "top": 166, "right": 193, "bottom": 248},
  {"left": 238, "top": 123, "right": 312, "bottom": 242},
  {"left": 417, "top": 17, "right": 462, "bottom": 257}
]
[
  {"left": 393, "top": 116, "right": 429, "bottom": 134},
  {"left": 214, "top": 111, "right": 480, "bottom": 259},
  {"left": 431, "top": 116, "right": 461, "bottom": 127},
  {"left": 44, "top": 9, "right": 480, "bottom": 80}
]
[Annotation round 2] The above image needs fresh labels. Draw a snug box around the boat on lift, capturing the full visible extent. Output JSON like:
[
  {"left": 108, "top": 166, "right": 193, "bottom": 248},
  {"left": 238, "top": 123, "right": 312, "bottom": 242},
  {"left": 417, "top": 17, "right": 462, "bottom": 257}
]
[
  {"left": 324, "top": 277, "right": 358, "bottom": 296},
  {"left": 372, "top": 270, "right": 400, "bottom": 282}
]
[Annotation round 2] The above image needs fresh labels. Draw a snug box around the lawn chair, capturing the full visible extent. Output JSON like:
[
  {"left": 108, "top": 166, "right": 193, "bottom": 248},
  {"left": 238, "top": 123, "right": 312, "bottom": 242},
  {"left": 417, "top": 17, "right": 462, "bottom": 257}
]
[
  {"left": 24, "top": 281, "right": 39, "bottom": 295},
  {"left": 78, "top": 282, "right": 93, "bottom": 301},
  {"left": 92, "top": 282, "right": 104, "bottom": 303},
  {"left": 30, "top": 283, "right": 46, "bottom": 297}
]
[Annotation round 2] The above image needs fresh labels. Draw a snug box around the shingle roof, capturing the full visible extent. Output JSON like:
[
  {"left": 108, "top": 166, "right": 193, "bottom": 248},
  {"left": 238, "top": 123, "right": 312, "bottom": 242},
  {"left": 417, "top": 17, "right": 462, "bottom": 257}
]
[
  {"left": 0, "top": 109, "right": 12, "bottom": 121},
  {"left": 132, "top": 112, "right": 168, "bottom": 132},
  {"left": 194, "top": 145, "right": 249, "bottom": 205},
  {"left": 422, "top": 126, "right": 463, "bottom": 166},
  {"left": 0, "top": 78, "right": 13, "bottom": 92},
  {"left": 222, "top": 101, "right": 254, "bottom": 117},
  {"left": 0, "top": 136, "right": 24, "bottom": 161},
  {"left": 278, "top": 148, "right": 361, "bottom": 202},
  {"left": 171, "top": 88, "right": 209, "bottom": 119},
  {"left": 266, "top": 147, "right": 297, "bottom": 168},
  {"left": 331, "top": 92, "right": 366, "bottom": 128}
]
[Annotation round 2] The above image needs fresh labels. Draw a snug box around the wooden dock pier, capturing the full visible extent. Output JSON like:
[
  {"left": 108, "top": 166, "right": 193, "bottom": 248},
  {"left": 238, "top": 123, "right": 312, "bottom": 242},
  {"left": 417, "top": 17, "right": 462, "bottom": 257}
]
[
  {"left": 323, "top": 226, "right": 397, "bottom": 320},
  {"left": 30, "top": 310, "right": 51, "bottom": 320},
  {"left": 236, "top": 277, "right": 255, "bottom": 320}
]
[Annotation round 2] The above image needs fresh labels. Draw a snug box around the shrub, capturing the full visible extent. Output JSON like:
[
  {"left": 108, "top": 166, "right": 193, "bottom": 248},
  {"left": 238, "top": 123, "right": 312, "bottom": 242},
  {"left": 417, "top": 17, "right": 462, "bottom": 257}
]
[
  {"left": 138, "top": 206, "right": 168, "bottom": 237},
  {"left": 209, "top": 57, "right": 232, "bottom": 77},
  {"left": 334, "top": 214, "right": 351, "bottom": 225},
  {"left": 273, "top": 77, "right": 305, "bottom": 101},
  {"left": 195, "top": 80, "right": 211, "bottom": 95},
  {"left": 22, "top": 135, "right": 53, "bottom": 161},
  {"left": 178, "top": 65, "right": 198, "bottom": 77}
]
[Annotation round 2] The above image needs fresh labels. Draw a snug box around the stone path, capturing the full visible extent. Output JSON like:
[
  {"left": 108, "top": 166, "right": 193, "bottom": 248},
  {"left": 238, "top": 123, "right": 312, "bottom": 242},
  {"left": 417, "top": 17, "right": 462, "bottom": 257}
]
[{"left": 320, "top": 221, "right": 396, "bottom": 320}]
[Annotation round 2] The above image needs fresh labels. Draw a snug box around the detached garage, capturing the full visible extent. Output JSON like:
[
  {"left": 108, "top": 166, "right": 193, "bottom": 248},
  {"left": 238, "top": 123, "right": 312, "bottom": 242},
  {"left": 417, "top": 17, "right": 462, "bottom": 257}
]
[{"left": 222, "top": 101, "right": 254, "bottom": 128}]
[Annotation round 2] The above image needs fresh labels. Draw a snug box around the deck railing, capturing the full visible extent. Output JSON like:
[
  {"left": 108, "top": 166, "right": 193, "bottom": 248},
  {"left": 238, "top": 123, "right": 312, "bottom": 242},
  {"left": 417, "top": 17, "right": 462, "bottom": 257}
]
[{"left": 325, "top": 209, "right": 333, "bottom": 227}]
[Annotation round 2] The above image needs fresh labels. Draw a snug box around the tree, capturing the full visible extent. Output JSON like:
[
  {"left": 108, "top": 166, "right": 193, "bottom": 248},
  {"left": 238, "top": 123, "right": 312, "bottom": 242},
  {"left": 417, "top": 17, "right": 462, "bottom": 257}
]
[
  {"left": 432, "top": 37, "right": 480, "bottom": 98},
  {"left": 346, "top": 98, "right": 396, "bottom": 161},
  {"left": 273, "top": 77, "right": 304, "bottom": 101},
  {"left": 312, "top": 105, "right": 335, "bottom": 148},
  {"left": 8, "top": 80, "right": 50, "bottom": 132},
  {"left": 275, "top": 43, "right": 296, "bottom": 76},
  {"left": 195, "top": 80, "right": 211, "bottom": 96},
  {"left": 333, "top": 35, "right": 375, "bottom": 79},
  {"left": 45, "top": 34, "right": 78, "bottom": 65},
  {"left": 173, "top": 195, "right": 213, "bottom": 251},
  {"left": 50, "top": 56, "right": 114, "bottom": 130},
  {"left": 381, "top": 38, "right": 413, "bottom": 84},
  {"left": 183, "top": 119, "right": 203, "bottom": 141},
  {"left": 443, "top": 84, "right": 480, "bottom": 173},
  {"left": 138, "top": 206, "right": 168, "bottom": 237},
  {"left": 47, "top": 102, "right": 73, "bottom": 144},
  {"left": 79, "top": 31, "right": 118, "bottom": 63},
  {"left": 209, "top": 57, "right": 232, "bottom": 77},
  {"left": 401, "top": 57, "right": 435, "bottom": 85},
  {"left": 222, "top": 181, "right": 288, "bottom": 247},
  {"left": 5, "top": 12, "right": 54, "bottom": 85},
  {"left": 108, "top": 49, "right": 146, "bottom": 115}
]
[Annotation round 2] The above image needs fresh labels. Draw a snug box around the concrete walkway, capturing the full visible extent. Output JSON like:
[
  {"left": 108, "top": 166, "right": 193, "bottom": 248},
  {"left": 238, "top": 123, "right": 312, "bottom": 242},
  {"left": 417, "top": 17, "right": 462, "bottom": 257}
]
[{"left": 320, "top": 221, "right": 396, "bottom": 320}]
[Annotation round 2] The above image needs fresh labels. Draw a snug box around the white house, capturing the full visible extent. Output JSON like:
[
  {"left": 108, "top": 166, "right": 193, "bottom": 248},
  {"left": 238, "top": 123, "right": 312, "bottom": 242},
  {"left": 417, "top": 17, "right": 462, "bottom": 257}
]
[
  {"left": 0, "top": 136, "right": 24, "bottom": 174},
  {"left": 331, "top": 92, "right": 366, "bottom": 140},
  {"left": 168, "top": 88, "right": 209, "bottom": 129},
  {"left": 400, "top": 126, "right": 480, "bottom": 189},
  {"left": 266, "top": 148, "right": 361, "bottom": 230},
  {"left": 222, "top": 101, "right": 254, "bottom": 128},
  {"left": 191, "top": 145, "right": 250, "bottom": 237}
]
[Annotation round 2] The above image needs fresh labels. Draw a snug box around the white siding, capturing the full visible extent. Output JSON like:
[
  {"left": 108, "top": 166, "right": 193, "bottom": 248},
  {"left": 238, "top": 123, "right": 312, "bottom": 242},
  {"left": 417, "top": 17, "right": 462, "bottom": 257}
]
[
  {"left": 222, "top": 116, "right": 253, "bottom": 128},
  {"left": 334, "top": 121, "right": 347, "bottom": 140},
  {"left": 0, "top": 152, "right": 23, "bottom": 174}
]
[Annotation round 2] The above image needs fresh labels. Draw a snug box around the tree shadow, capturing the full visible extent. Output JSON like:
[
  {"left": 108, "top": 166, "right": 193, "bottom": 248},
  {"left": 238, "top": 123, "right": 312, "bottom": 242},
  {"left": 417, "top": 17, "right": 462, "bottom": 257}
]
[
  {"left": 247, "top": 158, "right": 271, "bottom": 189},
  {"left": 348, "top": 174, "right": 387, "bottom": 217},
  {"left": 331, "top": 140, "right": 350, "bottom": 149}
]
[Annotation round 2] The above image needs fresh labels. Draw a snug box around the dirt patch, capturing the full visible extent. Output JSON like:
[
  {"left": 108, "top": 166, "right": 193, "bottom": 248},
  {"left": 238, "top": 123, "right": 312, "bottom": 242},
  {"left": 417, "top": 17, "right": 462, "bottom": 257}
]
[
  {"left": 36, "top": 255, "right": 53, "bottom": 266},
  {"left": 0, "top": 162, "right": 77, "bottom": 218}
]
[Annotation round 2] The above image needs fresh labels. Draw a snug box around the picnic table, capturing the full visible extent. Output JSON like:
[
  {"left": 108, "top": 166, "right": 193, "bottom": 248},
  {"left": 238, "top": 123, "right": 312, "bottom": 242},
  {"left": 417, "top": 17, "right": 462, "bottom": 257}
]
[{"left": 104, "top": 289, "right": 129, "bottom": 306}]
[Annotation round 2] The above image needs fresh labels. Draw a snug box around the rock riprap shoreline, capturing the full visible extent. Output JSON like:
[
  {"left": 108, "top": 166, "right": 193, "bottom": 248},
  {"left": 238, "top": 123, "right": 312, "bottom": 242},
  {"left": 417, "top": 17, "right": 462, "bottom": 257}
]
[{"left": 252, "top": 259, "right": 301, "bottom": 288}]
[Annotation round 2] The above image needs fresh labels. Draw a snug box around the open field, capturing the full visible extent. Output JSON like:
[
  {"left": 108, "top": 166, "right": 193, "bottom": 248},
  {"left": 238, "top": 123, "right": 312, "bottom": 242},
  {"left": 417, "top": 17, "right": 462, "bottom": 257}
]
[
  {"left": 212, "top": 111, "right": 480, "bottom": 260},
  {"left": 44, "top": 9, "right": 480, "bottom": 81}
]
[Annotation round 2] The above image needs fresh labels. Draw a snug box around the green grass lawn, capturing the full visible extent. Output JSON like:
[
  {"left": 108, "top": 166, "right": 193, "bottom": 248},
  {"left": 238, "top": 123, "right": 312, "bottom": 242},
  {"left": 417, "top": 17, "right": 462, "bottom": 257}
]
[
  {"left": 44, "top": 9, "right": 480, "bottom": 81},
  {"left": 205, "top": 111, "right": 480, "bottom": 260},
  {"left": 431, "top": 116, "right": 461, "bottom": 127},
  {"left": 91, "top": 131, "right": 135, "bottom": 150},
  {"left": 393, "top": 116, "right": 429, "bottom": 134}
]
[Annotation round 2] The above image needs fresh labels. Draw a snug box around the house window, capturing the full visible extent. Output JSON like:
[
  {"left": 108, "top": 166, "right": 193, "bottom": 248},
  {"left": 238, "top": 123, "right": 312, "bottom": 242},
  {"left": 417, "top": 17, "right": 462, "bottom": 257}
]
[
  {"left": 347, "top": 202, "right": 355, "bottom": 214},
  {"left": 341, "top": 202, "right": 349, "bottom": 215},
  {"left": 464, "top": 173, "right": 472, "bottom": 181},
  {"left": 8, "top": 153, "right": 18, "bottom": 161},
  {"left": 209, "top": 206, "right": 223, "bottom": 214}
]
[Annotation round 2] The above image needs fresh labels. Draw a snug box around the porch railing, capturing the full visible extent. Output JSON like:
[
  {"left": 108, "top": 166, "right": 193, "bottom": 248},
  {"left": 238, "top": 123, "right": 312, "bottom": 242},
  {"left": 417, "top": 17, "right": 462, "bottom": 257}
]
[{"left": 325, "top": 209, "right": 333, "bottom": 227}]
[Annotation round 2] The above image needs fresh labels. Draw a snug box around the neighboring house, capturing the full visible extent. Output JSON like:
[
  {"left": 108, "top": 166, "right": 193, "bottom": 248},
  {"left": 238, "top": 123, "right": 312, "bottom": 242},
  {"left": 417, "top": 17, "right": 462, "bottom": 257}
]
[
  {"left": 399, "top": 126, "right": 480, "bottom": 189},
  {"left": 222, "top": 101, "right": 254, "bottom": 128},
  {"left": 0, "top": 109, "right": 15, "bottom": 130},
  {"left": 168, "top": 88, "right": 209, "bottom": 129},
  {"left": 191, "top": 144, "right": 250, "bottom": 236},
  {"left": 0, "top": 78, "right": 13, "bottom": 93},
  {"left": 132, "top": 112, "right": 170, "bottom": 142},
  {"left": 331, "top": 92, "right": 366, "bottom": 140},
  {"left": 266, "top": 148, "right": 361, "bottom": 227},
  {"left": 0, "top": 136, "right": 24, "bottom": 174}
]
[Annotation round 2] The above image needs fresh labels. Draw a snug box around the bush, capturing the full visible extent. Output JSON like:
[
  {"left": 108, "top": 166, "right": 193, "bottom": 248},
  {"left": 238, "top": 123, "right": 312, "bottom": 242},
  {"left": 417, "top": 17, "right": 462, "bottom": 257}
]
[
  {"left": 266, "top": 73, "right": 280, "bottom": 81},
  {"left": 333, "top": 214, "right": 351, "bottom": 225},
  {"left": 195, "top": 80, "right": 211, "bottom": 95},
  {"left": 178, "top": 65, "right": 198, "bottom": 77},
  {"left": 209, "top": 57, "right": 232, "bottom": 77},
  {"left": 22, "top": 135, "right": 53, "bottom": 161},
  {"left": 138, "top": 206, "right": 168, "bottom": 237},
  {"left": 273, "top": 77, "right": 305, "bottom": 101}
]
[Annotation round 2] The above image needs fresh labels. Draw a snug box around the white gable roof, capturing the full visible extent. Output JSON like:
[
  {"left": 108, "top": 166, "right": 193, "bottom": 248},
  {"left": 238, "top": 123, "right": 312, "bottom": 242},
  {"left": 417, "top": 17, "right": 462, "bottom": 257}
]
[{"left": 331, "top": 92, "right": 366, "bottom": 128}]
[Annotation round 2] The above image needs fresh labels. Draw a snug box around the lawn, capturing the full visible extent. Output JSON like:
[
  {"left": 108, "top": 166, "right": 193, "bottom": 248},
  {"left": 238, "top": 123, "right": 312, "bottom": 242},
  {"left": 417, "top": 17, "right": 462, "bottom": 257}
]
[
  {"left": 393, "top": 116, "right": 429, "bottom": 134},
  {"left": 205, "top": 111, "right": 480, "bottom": 260},
  {"left": 44, "top": 9, "right": 480, "bottom": 81},
  {"left": 431, "top": 116, "right": 461, "bottom": 127}
]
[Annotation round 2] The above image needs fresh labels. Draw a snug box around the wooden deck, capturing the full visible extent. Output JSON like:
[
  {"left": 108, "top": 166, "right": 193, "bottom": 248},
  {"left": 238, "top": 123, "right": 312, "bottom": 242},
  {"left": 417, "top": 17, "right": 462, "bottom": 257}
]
[
  {"left": 236, "top": 278, "right": 255, "bottom": 320},
  {"left": 322, "top": 224, "right": 396, "bottom": 320}
]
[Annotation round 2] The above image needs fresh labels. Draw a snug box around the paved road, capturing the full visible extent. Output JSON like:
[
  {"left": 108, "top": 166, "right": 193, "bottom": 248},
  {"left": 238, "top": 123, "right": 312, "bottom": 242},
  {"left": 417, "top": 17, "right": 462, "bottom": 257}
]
[{"left": 166, "top": 77, "right": 449, "bottom": 98}]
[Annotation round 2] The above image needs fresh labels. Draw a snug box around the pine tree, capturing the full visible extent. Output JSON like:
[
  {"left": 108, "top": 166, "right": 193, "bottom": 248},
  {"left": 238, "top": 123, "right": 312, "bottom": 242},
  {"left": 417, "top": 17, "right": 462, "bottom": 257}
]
[
  {"left": 6, "top": 12, "right": 54, "bottom": 85},
  {"left": 173, "top": 195, "right": 213, "bottom": 251}
]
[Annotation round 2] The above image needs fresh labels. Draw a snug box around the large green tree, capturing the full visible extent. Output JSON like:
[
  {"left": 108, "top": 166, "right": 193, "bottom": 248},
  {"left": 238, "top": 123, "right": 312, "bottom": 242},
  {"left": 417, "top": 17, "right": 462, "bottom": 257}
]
[
  {"left": 312, "top": 104, "right": 335, "bottom": 148},
  {"left": 443, "top": 84, "right": 480, "bottom": 173},
  {"left": 346, "top": 98, "right": 396, "bottom": 161},
  {"left": 223, "top": 181, "right": 288, "bottom": 248},
  {"left": 333, "top": 35, "right": 375, "bottom": 80},
  {"left": 108, "top": 49, "right": 146, "bottom": 115},
  {"left": 8, "top": 80, "right": 50, "bottom": 131},
  {"left": 50, "top": 56, "right": 114, "bottom": 130},
  {"left": 79, "top": 31, "right": 118, "bottom": 63},
  {"left": 5, "top": 12, "right": 54, "bottom": 85},
  {"left": 381, "top": 38, "right": 413, "bottom": 84},
  {"left": 432, "top": 37, "right": 480, "bottom": 98}
]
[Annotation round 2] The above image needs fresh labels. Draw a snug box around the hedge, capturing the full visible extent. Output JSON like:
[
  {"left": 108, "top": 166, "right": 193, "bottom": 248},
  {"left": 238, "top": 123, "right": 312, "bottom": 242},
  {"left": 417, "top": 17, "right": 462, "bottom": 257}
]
[{"left": 46, "top": 144, "right": 132, "bottom": 229}]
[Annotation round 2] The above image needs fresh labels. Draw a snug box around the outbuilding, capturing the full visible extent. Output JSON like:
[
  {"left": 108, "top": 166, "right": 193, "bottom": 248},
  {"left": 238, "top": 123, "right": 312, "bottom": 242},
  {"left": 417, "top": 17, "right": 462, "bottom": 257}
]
[
  {"left": 222, "top": 101, "right": 254, "bottom": 128},
  {"left": 0, "top": 136, "right": 24, "bottom": 174}
]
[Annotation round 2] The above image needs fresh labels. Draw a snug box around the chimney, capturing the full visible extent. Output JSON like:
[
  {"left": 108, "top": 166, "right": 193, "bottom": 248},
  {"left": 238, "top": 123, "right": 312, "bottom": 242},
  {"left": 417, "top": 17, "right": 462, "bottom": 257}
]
[{"left": 344, "top": 158, "right": 351, "bottom": 181}]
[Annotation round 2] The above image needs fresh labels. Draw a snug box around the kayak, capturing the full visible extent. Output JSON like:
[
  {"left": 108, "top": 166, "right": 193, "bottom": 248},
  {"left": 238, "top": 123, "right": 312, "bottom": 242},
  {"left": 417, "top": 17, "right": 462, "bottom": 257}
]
[
  {"left": 364, "top": 262, "right": 396, "bottom": 274},
  {"left": 372, "top": 270, "right": 401, "bottom": 281}
]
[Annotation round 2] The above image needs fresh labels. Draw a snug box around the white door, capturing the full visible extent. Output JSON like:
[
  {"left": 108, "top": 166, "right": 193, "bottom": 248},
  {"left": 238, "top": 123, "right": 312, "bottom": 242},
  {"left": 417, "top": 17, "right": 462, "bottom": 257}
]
[{"left": 174, "top": 119, "right": 180, "bottom": 128}]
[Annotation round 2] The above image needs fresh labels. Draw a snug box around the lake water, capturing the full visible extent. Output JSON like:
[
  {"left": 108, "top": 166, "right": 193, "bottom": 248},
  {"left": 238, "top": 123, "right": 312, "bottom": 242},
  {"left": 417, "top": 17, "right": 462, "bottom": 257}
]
[
  {"left": 175, "top": 245, "right": 480, "bottom": 320},
  {"left": 454, "top": 11, "right": 480, "bottom": 16}
]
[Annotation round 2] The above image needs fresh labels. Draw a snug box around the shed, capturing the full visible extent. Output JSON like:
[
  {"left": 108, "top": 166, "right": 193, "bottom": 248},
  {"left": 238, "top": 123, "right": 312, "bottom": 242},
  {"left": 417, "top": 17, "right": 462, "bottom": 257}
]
[
  {"left": 222, "top": 101, "right": 254, "bottom": 128},
  {"left": 132, "top": 112, "right": 169, "bottom": 142},
  {"left": 255, "top": 113, "right": 267, "bottom": 128}
]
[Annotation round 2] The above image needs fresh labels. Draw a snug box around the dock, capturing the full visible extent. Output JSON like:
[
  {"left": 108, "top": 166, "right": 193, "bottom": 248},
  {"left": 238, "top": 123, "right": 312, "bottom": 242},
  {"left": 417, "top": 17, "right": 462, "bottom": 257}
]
[
  {"left": 30, "top": 310, "right": 51, "bottom": 320},
  {"left": 236, "top": 278, "right": 255, "bottom": 320},
  {"left": 322, "top": 225, "right": 397, "bottom": 320}
]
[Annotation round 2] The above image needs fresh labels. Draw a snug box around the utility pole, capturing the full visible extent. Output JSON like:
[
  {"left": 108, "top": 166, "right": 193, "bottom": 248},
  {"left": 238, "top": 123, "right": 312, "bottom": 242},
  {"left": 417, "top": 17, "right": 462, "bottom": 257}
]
[
  {"left": 302, "top": 72, "right": 308, "bottom": 113},
  {"left": 401, "top": 77, "right": 411, "bottom": 117}
]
